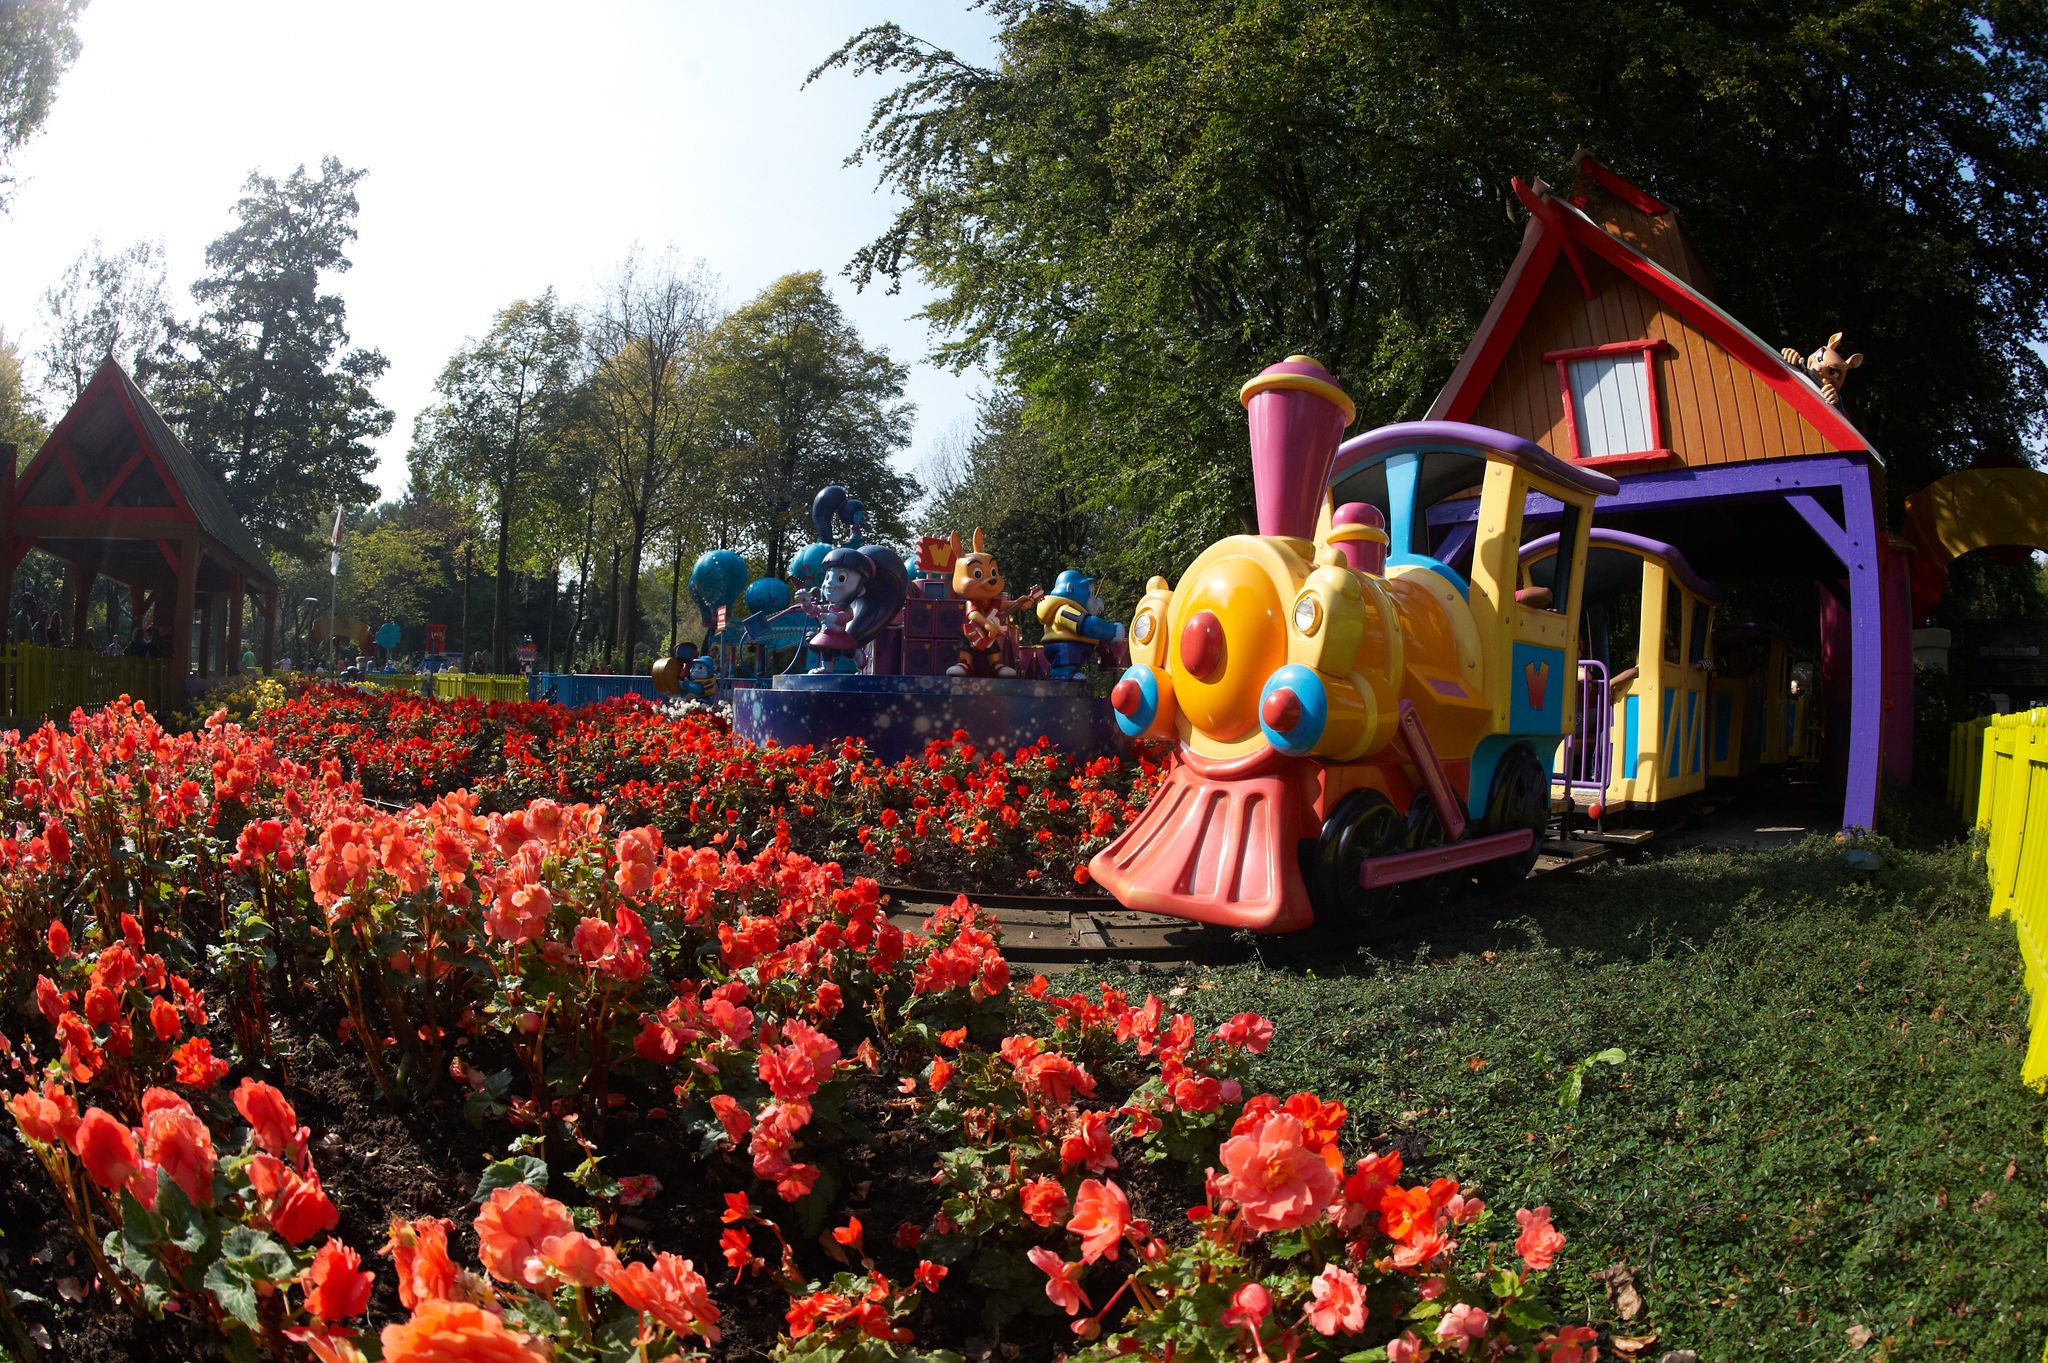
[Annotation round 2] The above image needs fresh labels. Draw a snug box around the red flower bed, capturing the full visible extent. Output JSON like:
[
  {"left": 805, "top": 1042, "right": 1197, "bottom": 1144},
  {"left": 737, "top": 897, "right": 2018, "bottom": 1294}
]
[
  {"left": 0, "top": 700, "right": 1598, "bottom": 1360},
  {"left": 257, "top": 686, "right": 1163, "bottom": 894}
]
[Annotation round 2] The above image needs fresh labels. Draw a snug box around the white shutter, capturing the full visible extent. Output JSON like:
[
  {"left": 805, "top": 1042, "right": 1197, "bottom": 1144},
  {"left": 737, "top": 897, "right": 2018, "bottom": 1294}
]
[{"left": 1568, "top": 353, "right": 1652, "bottom": 458}]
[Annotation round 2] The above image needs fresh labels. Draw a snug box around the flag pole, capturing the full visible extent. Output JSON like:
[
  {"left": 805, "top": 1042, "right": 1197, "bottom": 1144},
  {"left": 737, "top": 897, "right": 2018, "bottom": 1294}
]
[{"left": 329, "top": 504, "right": 343, "bottom": 669}]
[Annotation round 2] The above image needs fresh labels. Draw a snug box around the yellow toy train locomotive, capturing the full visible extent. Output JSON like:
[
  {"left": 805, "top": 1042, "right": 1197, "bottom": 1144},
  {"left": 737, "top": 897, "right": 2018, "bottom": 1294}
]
[{"left": 1091, "top": 357, "right": 1618, "bottom": 932}]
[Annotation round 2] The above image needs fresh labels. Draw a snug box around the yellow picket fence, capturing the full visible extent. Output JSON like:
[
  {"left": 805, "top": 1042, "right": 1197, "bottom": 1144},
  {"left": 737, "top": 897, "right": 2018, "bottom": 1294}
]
[
  {"left": 1951, "top": 715, "right": 1996, "bottom": 822},
  {"left": 1973, "top": 708, "right": 2048, "bottom": 1089},
  {"left": 431, "top": 673, "right": 529, "bottom": 703},
  {"left": 0, "top": 645, "right": 174, "bottom": 726}
]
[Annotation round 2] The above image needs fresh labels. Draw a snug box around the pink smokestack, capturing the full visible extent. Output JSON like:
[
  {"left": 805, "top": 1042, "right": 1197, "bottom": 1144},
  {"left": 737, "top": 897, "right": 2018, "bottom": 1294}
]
[
  {"left": 1331, "top": 502, "right": 1388, "bottom": 575},
  {"left": 1239, "top": 356, "right": 1356, "bottom": 541}
]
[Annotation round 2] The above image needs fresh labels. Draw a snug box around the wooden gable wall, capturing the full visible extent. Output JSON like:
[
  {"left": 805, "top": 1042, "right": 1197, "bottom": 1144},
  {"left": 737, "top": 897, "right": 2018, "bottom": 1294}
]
[{"left": 1466, "top": 252, "right": 1844, "bottom": 469}]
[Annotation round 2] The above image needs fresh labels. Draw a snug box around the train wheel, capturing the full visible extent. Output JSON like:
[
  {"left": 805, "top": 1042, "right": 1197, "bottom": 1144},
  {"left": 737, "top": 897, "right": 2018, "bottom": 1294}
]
[
  {"left": 1306, "top": 789, "right": 1406, "bottom": 920},
  {"left": 1476, "top": 745, "right": 1549, "bottom": 890}
]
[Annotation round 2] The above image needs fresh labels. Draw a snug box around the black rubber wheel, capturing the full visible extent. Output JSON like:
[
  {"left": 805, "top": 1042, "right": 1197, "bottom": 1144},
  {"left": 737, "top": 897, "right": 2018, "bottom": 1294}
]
[
  {"left": 1304, "top": 789, "right": 1407, "bottom": 920},
  {"left": 1475, "top": 744, "right": 1550, "bottom": 889}
]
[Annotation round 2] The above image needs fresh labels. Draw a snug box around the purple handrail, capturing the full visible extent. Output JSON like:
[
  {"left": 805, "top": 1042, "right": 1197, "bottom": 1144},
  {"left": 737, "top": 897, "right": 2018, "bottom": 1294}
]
[{"left": 1556, "top": 659, "right": 1612, "bottom": 801}]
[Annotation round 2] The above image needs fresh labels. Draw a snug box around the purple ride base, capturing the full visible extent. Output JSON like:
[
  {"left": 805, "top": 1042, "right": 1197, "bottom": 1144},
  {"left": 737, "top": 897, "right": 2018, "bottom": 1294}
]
[{"left": 732, "top": 673, "right": 1132, "bottom": 764}]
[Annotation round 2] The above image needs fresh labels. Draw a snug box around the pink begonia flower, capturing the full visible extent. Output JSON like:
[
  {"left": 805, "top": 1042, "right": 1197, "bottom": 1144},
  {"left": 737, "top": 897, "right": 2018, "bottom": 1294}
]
[
  {"left": 1306, "top": 1263, "right": 1366, "bottom": 1336},
  {"left": 1436, "top": 1301, "right": 1490, "bottom": 1354},
  {"left": 1516, "top": 1205, "right": 1567, "bottom": 1271}
]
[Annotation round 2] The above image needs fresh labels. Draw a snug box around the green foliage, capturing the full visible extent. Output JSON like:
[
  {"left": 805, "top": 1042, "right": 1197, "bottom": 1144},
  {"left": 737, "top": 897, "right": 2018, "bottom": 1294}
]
[
  {"left": 35, "top": 238, "right": 173, "bottom": 404},
  {"left": 0, "top": 325, "right": 45, "bottom": 460},
  {"left": 0, "top": 0, "right": 85, "bottom": 209},
  {"left": 582, "top": 249, "right": 721, "bottom": 673},
  {"left": 705, "top": 270, "right": 916, "bottom": 578},
  {"left": 1087, "top": 835, "right": 2043, "bottom": 1359},
  {"left": 824, "top": 0, "right": 2048, "bottom": 592},
  {"left": 411, "top": 289, "right": 585, "bottom": 671},
  {"left": 919, "top": 391, "right": 1100, "bottom": 612},
  {"left": 149, "top": 156, "right": 393, "bottom": 557}
]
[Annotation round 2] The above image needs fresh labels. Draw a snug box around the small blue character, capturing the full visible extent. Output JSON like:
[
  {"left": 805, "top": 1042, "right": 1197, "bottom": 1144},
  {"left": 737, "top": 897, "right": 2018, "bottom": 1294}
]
[{"left": 1036, "top": 570, "right": 1125, "bottom": 679}]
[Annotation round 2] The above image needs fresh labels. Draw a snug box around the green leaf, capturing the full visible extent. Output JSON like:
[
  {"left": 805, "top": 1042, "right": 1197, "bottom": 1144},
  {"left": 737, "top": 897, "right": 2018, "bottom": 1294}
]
[
  {"left": 203, "top": 1258, "right": 261, "bottom": 1331},
  {"left": 1506, "top": 1299, "right": 1556, "bottom": 1329},
  {"left": 1590, "top": 1047, "right": 1627, "bottom": 1065},
  {"left": 473, "top": 1155, "right": 550, "bottom": 1203},
  {"left": 218, "top": 1225, "right": 294, "bottom": 1282},
  {"left": 154, "top": 1173, "right": 209, "bottom": 1254},
  {"left": 1340, "top": 1350, "right": 1391, "bottom": 1363}
]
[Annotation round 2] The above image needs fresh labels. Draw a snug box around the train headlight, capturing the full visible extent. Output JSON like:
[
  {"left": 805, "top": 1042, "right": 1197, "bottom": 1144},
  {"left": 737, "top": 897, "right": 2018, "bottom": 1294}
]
[
  {"left": 1292, "top": 594, "right": 1322, "bottom": 636},
  {"left": 1132, "top": 609, "right": 1157, "bottom": 645}
]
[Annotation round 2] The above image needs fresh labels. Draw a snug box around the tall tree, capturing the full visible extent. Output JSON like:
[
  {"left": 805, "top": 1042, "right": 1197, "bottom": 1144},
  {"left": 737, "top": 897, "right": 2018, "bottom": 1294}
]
[
  {"left": 0, "top": 326, "right": 47, "bottom": 460},
  {"left": 410, "top": 291, "right": 583, "bottom": 672},
  {"left": 0, "top": 0, "right": 86, "bottom": 210},
  {"left": 583, "top": 249, "right": 719, "bottom": 673},
  {"left": 920, "top": 390, "right": 1092, "bottom": 609},
  {"left": 149, "top": 157, "right": 393, "bottom": 556},
  {"left": 706, "top": 271, "right": 916, "bottom": 577},
  {"left": 821, "top": 0, "right": 2048, "bottom": 583},
  {"left": 36, "top": 237, "right": 171, "bottom": 402}
]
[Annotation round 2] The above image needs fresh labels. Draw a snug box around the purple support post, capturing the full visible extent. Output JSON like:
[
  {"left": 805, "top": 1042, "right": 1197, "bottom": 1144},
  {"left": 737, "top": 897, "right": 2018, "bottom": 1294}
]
[{"left": 1789, "top": 479, "right": 1883, "bottom": 829}]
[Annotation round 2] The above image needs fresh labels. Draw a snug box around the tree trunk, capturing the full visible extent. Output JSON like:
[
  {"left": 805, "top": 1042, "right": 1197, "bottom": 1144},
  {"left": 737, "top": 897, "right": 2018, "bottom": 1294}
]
[
  {"left": 460, "top": 540, "right": 473, "bottom": 670},
  {"left": 544, "top": 567, "right": 559, "bottom": 675},
  {"left": 601, "top": 547, "right": 620, "bottom": 671},
  {"left": 493, "top": 487, "right": 513, "bottom": 674},
  {"left": 567, "top": 479, "right": 598, "bottom": 672},
  {"left": 668, "top": 529, "right": 685, "bottom": 656},
  {"left": 622, "top": 522, "right": 646, "bottom": 674}
]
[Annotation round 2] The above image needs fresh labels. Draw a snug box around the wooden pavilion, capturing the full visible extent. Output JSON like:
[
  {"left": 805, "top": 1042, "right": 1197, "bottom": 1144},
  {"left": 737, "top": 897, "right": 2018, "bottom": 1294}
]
[
  {"left": 1404, "top": 153, "right": 1912, "bottom": 829},
  {"left": 1, "top": 357, "right": 278, "bottom": 706}
]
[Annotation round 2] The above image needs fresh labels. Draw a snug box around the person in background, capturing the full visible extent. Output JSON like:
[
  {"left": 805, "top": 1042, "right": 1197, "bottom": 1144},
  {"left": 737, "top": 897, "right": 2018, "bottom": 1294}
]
[
  {"left": 124, "top": 627, "right": 150, "bottom": 657},
  {"left": 10, "top": 592, "right": 34, "bottom": 644}
]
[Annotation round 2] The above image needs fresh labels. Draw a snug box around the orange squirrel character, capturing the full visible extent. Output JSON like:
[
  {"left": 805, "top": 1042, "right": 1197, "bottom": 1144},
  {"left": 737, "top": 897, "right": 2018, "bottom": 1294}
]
[{"left": 946, "top": 529, "right": 1043, "bottom": 678}]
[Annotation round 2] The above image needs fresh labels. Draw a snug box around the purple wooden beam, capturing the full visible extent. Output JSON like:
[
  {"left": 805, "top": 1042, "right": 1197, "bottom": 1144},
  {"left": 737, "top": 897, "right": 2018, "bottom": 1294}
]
[
  {"left": 1786, "top": 493, "right": 1852, "bottom": 564},
  {"left": 1426, "top": 454, "right": 1874, "bottom": 526}
]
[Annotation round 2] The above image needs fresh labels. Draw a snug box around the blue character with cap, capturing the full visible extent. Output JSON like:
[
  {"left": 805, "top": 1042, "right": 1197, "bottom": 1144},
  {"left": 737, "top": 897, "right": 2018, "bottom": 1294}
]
[{"left": 1035, "top": 570, "right": 1125, "bottom": 679}]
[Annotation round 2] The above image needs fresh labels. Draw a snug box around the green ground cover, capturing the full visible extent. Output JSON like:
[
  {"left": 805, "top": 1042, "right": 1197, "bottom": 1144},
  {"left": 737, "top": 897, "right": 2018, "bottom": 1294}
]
[{"left": 1086, "top": 835, "right": 2045, "bottom": 1361}]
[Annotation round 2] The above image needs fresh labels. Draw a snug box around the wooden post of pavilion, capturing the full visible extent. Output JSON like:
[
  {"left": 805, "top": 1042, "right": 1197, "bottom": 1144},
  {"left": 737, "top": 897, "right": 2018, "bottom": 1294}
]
[
  {"left": 259, "top": 587, "right": 276, "bottom": 673},
  {"left": 170, "top": 537, "right": 196, "bottom": 690},
  {"left": 226, "top": 569, "right": 243, "bottom": 674}
]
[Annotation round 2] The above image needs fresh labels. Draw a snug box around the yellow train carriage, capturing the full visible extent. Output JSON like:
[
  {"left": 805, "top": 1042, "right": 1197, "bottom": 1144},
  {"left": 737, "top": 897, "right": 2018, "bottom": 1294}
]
[{"left": 1520, "top": 530, "right": 1720, "bottom": 816}]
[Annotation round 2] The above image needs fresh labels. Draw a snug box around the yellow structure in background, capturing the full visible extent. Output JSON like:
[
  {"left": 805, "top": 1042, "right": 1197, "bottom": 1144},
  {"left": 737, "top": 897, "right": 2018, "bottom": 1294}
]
[
  {"left": 432, "top": 673, "right": 528, "bottom": 703},
  {"left": 1, "top": 645, "right": 172, "bottom": 725},
  {"left": 1706, "top": 627, "right": 1794, "bottom": 779},
  {"left": 1972, "top": 709, "right": 2048, "bottom": 1088}
]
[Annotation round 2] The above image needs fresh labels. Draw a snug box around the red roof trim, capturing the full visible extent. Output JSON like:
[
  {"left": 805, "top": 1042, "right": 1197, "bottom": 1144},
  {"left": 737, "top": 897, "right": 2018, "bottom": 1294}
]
[
  {"left": 1428, "top": 220, "right": 1559, "bottom": 423},
  {"left": 1541, "top": 338, "right": 1672, "bottom": 363},
  {"left": 1574, "top": 155, "right": 1672, "bottom": 215}
]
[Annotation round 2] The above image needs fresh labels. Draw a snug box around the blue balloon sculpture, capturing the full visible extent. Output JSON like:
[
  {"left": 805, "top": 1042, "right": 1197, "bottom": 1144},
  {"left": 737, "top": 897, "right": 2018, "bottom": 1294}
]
[
  {"left": 690, "top": 549, "right": 750, "bottom": 628},
  {"left": 745, "top": 578, "right": 792, "bottom": 616}
]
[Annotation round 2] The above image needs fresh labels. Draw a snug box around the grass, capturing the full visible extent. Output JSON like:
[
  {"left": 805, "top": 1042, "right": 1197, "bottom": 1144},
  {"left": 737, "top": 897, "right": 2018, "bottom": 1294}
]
[{"left": 1083, "top": 833, "right": 2046, "bottom": 1362}]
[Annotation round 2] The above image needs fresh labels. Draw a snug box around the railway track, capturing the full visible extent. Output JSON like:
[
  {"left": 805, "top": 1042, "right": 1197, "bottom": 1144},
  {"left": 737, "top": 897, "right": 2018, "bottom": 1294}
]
[{"left": 884, "top": 830, "right": 1632, "bottom": 973}]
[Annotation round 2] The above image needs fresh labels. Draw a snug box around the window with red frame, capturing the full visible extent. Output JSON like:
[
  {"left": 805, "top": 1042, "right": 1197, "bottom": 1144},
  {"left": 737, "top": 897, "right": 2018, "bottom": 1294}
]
[{"left": 1542, "top": 339, "right": 1674, "bottom": 467}]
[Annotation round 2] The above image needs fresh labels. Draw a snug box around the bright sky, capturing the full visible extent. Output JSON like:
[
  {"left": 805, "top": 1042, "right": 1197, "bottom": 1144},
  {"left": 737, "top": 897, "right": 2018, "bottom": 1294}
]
[{"left": 0, "top": 0, "right": 997, "bottom": 504}]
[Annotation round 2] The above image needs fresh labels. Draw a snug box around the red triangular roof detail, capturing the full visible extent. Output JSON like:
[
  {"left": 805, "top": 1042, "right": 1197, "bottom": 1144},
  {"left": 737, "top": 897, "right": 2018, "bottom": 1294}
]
[{"left": 1431, "top": 180, "right": 1878, "bottom": 462}]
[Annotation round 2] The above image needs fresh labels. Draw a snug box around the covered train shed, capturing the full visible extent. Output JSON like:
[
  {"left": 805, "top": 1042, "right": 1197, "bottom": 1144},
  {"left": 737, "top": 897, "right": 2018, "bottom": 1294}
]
[{"left": 1399, "top": 154, "right": 1909, "bottom": 829}]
